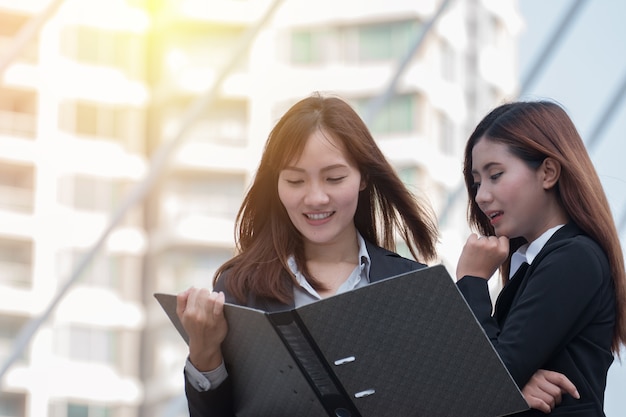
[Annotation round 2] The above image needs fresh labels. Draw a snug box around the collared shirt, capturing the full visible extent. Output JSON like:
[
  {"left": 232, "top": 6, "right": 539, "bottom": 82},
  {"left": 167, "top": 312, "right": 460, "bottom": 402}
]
[
  {"left": 186, "top": 232, "right": 372, "bottom": 391},
  {"left": 291, "top": 232, "right": 371, "bottom": 306},
  {"left": 509, "top": 224, "right": 565, "bottom": 279}
]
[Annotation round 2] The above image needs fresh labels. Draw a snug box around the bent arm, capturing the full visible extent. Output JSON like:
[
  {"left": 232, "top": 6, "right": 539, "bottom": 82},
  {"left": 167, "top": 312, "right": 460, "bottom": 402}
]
[
  {"left": 459, "top": 240, "right": 608, "bottom": 387},
  {"left": 177, "top": 287, "right": 235, "bottom": 416}
]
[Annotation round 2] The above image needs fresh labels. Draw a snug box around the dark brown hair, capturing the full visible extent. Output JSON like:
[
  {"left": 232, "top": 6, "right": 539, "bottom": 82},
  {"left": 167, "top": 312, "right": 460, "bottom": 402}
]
[
  {"left": 462, "top": 100, "right": 626, "bottom": 353},
  {"left": 214, "top": 93, "right": 438, "bottom": 304}
]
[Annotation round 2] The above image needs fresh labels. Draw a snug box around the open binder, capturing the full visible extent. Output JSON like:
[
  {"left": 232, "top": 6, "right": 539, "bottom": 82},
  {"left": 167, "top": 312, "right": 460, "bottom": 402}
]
[{"left": 155, "top": 264, "right": 529, "bottom": 417}]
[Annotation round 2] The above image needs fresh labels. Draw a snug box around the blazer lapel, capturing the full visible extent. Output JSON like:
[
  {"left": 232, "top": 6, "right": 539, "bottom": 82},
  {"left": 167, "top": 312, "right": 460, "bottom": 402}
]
[
  {"left": 493, "top": 223, "right": 584, "bottom": 325},
  {"left": 495, "top": 262, "right": 529, "bottom": 325},
  {"left": 366, "top": 241, "right": 424, "bottom": 283}
]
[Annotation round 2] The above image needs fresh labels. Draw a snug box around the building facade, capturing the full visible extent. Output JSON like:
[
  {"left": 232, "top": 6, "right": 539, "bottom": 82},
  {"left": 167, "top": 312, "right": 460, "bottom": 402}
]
[{"left": 0, "top": 0, "right": 520, "bottom": 416}]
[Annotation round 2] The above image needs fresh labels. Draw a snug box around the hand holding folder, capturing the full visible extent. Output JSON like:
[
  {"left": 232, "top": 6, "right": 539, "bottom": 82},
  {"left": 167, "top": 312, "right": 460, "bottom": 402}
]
[{"left": 155, "top": 264, "right": 529, "bottom": 417}]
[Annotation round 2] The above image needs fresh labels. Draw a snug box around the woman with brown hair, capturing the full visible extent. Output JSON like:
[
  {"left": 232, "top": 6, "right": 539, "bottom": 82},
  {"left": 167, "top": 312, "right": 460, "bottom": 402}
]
[
  {"left": 176, "top": 93, "right": 438, "bottom": 416},
  {"left": 456, "top": 100, "right": 626, "bottom": 416}
]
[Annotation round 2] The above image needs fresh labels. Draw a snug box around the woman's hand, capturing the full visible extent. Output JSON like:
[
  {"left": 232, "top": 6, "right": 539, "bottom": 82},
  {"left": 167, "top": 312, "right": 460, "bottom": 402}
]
[
  {"left": 456, "top": 233, "right": 509, "bottom": 281},
  {"left": 176, "top": 287, "right": 228, "bottom": 372},
  {"left": 522, "top": 369, "right": 580, "bottom": 414}
]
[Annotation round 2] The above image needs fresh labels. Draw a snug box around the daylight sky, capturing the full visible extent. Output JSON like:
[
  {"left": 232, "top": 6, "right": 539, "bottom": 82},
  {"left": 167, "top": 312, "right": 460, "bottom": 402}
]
[{"left": 518, "top": 1, "right": 626, "bottom": 415}]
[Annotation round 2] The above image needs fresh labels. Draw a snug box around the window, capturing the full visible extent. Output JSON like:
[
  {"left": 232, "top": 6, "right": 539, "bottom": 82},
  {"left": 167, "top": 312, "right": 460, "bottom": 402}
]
[
  {"left": 357, "top": 20, "right": 421, "bottom": 62},
  {"left": 0, "top": 315, "right": 29, "bottom": 363},
  {"left": 0, "top": 392, "right": 26, "bottom": 417},
  {"left": 62, "top": 326, "right": 119, "bottom": 365},
  {"left": 75, "top": 103, "right": 99, "bottom": 136},
  {"left": 398, "top": 166, "right": 427, "bottom": 194},
  {"left": 291, "top": 31, "right": 314, "bottom": 63},
  {"left": 185, "top": 100, "right": 248, "bottom": 146},
  {"left": 67, "top": 403, "right": 112, "bottom": 417},
  {"left": 0, "top": 12, "right": 38, "bottom": 63},
  {"left": 163, "top": 26, "right": 248, "bottom": 78},
  {"left": 56, "top": 174, "right": 143, "bottom": 226},
  {"left": 290, "top": 30, "right": 329, "bottom": 64},
  {"left": 354, "top": 94, "right": 417, "bottom": 134},
  {"left": 158, "top": 248, "right": 232, "bottom": 293},
  {"left": 49, "top": 402, "right": 114, "bottom": 417},
  {"left": 58, "top": 100, "right": 144, "bottom": 151},
  {"left": 0, "top": 86, "right": 37, "bottom": 138},
  {"left": 0, "top": 11, "right": 29, "bottom": 37},
  {"left": 289, "top": 21, "right": 421, "bottom": 65},
  {"left": 163, "top": 172, "right": 246, "bottom": 220},
  {"left": 0, "top": 162, "right": 34, "bottom": 190},
  {"left": 57, "top": 251, "right": 142, "bottom": 302},
  {"left": 0, "top": 162, "right": 35, "bottom": 212},
  {"left": 60, "top": 26, "right": 144, "bottom": 80},
  {"left": 398, "top": 167, "right": 415, "bottom": 186},
  {"left": 58, "top": 250, "right": 141, "bottom": 292},
  {"left": 0, "top": 238, "right": 32, "bottom": 288},
  {"left": 57, "top": 174, "right": 132, "bottom": 213}
]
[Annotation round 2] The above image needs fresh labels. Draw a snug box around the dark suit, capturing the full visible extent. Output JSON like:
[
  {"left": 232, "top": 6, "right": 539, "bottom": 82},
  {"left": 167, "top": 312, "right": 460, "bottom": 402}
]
[
  {"left": 185, "top": 241, "right": 425, "bottom": 417},
  {"left": 457, "top": 223, "right": 615, "bottom": 416}
]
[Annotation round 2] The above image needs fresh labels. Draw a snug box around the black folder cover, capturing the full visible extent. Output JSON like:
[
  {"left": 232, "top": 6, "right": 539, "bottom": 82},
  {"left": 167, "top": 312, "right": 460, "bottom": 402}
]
[{"left": 154, "top": 264, "right": 529, "bottom": 417}]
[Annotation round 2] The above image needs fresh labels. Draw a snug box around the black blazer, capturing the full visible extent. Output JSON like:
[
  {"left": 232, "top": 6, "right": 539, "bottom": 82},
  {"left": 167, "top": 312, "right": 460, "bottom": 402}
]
[
  {"left": 185, "top": 241, "right": 426, "bottom": 417},
  {"left": 457, "top": 223, "right": 615, "bottom": 416}
]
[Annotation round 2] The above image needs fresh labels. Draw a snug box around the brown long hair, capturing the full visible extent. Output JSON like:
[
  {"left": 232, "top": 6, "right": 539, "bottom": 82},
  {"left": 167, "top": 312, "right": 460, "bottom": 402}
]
[
  {"left": 214, "top": 93, "right": 438, "bottom": 304},
  {"left": 462, "top": 100, "right": 626, "bottom": 353}
]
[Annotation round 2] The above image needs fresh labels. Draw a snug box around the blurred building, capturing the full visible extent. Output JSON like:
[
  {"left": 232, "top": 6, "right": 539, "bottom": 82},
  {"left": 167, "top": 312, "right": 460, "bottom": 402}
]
[
  {"left": 0, "top": 1, "right": 149, "bottom": 416},
  {"left": 0, "top": 0, "right": 521, "bottom": 416}
]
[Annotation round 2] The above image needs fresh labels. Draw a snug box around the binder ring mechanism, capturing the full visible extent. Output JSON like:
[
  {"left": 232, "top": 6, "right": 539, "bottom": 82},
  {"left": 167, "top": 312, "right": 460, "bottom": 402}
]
[{"left": 333, "top": 355, "right": 376, "bottom": 402}]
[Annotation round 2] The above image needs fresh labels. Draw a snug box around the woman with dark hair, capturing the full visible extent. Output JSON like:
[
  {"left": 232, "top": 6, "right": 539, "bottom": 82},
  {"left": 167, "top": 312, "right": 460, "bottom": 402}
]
[
  {"left": 176, "top": 93, "right": 439, "bottom": 416},
  {"left": 456, "top": 100, "right": 626, "bottom": 416}
]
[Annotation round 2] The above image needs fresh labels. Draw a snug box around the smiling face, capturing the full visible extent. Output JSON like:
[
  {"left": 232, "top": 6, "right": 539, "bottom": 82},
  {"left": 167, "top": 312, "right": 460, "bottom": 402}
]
[
  {"left": 277, "top": 128, "right": 365, "bottom": 252},
  {"left": 471, "top": 137, "right": 559, "bottom": 242}
]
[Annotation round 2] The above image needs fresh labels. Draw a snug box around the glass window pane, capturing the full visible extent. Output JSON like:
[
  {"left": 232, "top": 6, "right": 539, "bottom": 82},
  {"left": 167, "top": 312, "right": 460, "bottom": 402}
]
[
  {"left": 76, "top": 27, "right": 100, "bottom": 64},
  {"left": 358, "top": 20, "right": 421, "bottom": 62},
  {"left": 67, "top": 403, "right": 89, "bottom": 417},
  {"left": 356, "top": 94, "right": 415, "bottom": 134},
  {"left": 68, "top": 326, "right": 117, "bottom": 364},
  {"left": 0, "top": 392, "right": 26, "bottom": 417},
  {"left": 75, "top": 103, "right": 98, "bottom": 136},
  {"left": 359, "top": 24, "right": 391, "bottom": 61},
  {"left": 291, "top": 31, "right": 313, "bottom": 63}
]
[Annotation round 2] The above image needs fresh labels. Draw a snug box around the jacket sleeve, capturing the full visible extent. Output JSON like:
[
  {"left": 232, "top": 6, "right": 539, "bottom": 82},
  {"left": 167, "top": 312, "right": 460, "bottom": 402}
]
[
  {"left": 456, "top": 275, "right": 501, "bottom": 342},
  {"left": 184, "top": 273, "right": 237, "bottom": 417},
  {"left": 185, "top": 374, "right": 235, "bottom": 417},
  {"left": 458, "top": 237, "right": 611, "bottom": 387}
]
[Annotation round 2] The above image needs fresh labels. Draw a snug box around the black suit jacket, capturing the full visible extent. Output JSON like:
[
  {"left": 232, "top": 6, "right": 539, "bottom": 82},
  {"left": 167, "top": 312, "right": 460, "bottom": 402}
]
[
  {"left": 457, "top": 223, "right": 615, "bottom": 416},
  {"left": 185, "top": 241, "right": 426, "bottom": 417}
]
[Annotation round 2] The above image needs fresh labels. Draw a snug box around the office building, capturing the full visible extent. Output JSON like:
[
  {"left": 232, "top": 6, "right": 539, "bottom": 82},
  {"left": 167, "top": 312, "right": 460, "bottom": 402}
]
[{"left": 0, "top": 1, "right": 520, "bottom": 415}]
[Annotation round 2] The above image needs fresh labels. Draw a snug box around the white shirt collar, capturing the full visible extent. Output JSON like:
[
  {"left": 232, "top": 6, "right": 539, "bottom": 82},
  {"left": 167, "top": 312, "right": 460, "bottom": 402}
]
[
  {"left": 288, "top": 232, "right": 371, "bottom": 304},
  {"left": 509, "top": 224, "right": 564, "bottom": 278}
]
